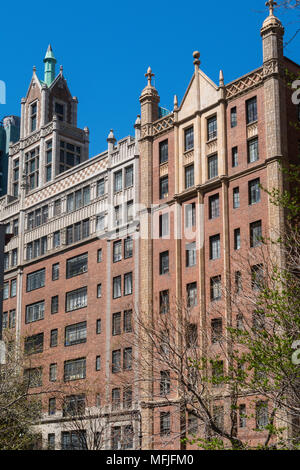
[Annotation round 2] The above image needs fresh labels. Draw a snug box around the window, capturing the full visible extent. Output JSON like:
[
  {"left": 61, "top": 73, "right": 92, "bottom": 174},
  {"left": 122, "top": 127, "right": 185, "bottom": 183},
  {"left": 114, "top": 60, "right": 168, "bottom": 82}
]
[
  {"left": 63, "top": 395, "right": 85, "bottom": 417},
  {"left": 124, "top": 237, "right": 133, "bottom": 258},
  {"left": 186, "top": 242, "right": 196, "bottom": 267},
  {"left": 184, "top": 127, "right": 194, "bottom": 151},
  {"left": 65, "top": 322, "right": 87, "bottom": 347},
  {"left": 239, "top": 404, "right": 247, "bottom": 428},
  {"left": 25, "top": 146, "right": 39, "bottom": 190},
  {"left": 48, "top": 398, "right": 56, "bottom": 416},
  {"left": 97, "top": 178, "right": 105, "bottom": 197},
  {"left": 53, "top": 230, "right": 60, "bottom": 248},
  {"left": 124, "top": 310, "right": 132, "bottom": 333},
  {"left": 111, "top": 427, "right": 121, "bottom": 450},
  {"left": 24, "top": 367, "right": 42, "bottom": 388},
  {"left": 233, "top": 187, "right": 240, "bottom": 209},
  {"left": 4, "top": 253, "right": 9, "bottom": 270},
  {"left": 210, "top": 276, "right": 221, "bottom": 301},
  {"left": 251, "top": 264, "right": 264, "bottom": 291},
  {"left": 45, "top": 140, "right": 52, "bottom": 182},
  {"left": 59, "top": 141, "right": 81, "bottom": 174},
  {"left": 126, "top": 200, "right": 133, "bottom": 222},
  {"left": 123, "top": 347, "right": 132, "bottom": 370},
  {"left": 26, "top": 236, "right": 47, "bottom": 260},
  {"left": 160, "top": 370, "right": 171, "bottom": 396},
  {"left": 97, "top": 283, "right": 102, "bottom": 298},
  {"left": 159, "top": 176, "right": 168, "bottom": 199},
  {"left": 66, "top": 219, "right": 90, "bottom": 244},
  {"left": 25, "top": 300, "right": 45, "bottom": 324},
  {"left": 248, "top": 138, "right": 259, "bottom": 163},
  {"left": 231, "top": 107, "right": 237, "bottom": 128},
  {"left": 3, "top": 282, "right": 9, "bottom": 300},
  {"left": 2, "top": 312, "right": 8, "bottom": 329},
  {"left": 48, "top": 364, "right": 57, "bottom": 383},
  {"left": 54, "top": 199, "right": 61, "bottom": 216},
  {"left": 10, "top": 279, "right": 17, "bottom": 298},
  {"left": 160, "top": 412, "right": 171, "bottom": 436},
  {"left": 123, "top": 386, "right": 133, "bottom": 409},
  {"left": 27, "top": 205, "right": 48, "bottom": 230},
  {"left": 66, "top": 253, "right": 88, "bottom": 278},
  {"left": 160, "top": 251, "right": 169, "bottom": 274},
  {"left": 113, "top": 276, "right": 121, "bottom": 299},
  {"left": 212, "top": 360, "right": 224, "bottom": 387},
  {"left": 234, "top": 228, "right": 241, "bottom": 250},
  {"left": 9, "top": 310, "right": 16, "bottom": 328},
  {"left": 55, "top": 102, "right": 64, "bottom": 121},
  {"left": 209, "top": 234, "right": 221, "bottom": 260},
  {"left": 246, "top": 97, "right": 257, "bottom": 124},
  {"left": 249, "top": 178, "right": 261, "bottom": 205},
  {"left": 97, "top": 249, "right": 102, "bottom": 263},
  {"left": 112, "top": 350, "right": 121, "bottom": 373},
  {"left": 51, "top": 296, "right": 59, "bottom": 314},
  {"left": 11, "top": 248, "right": 18, "bottom": 267},
  {"left": 12, "top": 218, "right": 19, "bottom": 236},
  {"left": 250, "top": 220, "right": 262, "bottom": 247},
  {"left": 96, "top": 213, "right": 105, "bottom": 232},
  {"left": 24, "top": 333, "right": 44, "bottom": 355},
  {"left": 235, "top": 271, "right": 242, "bottom": 293},
  {"left": 66, "top": 287, "right": 87, "bottom": 312},
  {"left": 61, "top": 431, "right": 87, "bottom": 450},
  {"left": 208, "top": 154, "right": 218, "bottom": 179},
  {"left": 96, "top": 319, "right": 101, "bottom": 334},
  {"left": 30, "top": 102, "right": 37, "bottom": 132},
  {"left": 185, "top": 164, "right": 194, "bottom": 189},
  {"left": 187, "top": 282, "right": 197, "bottom": 308},
  {"left": 64, "top": 358, "right": 86, "bottom": 381},
  {"left": 211, "top": 318, "right": 222, "bottom": 343},
  {"left": 112, "top": 388, "right": 120, "bottom": 410},
  {"left": 114, "top": 170, "right": 123, "bottom": 192},
  {"left": 112, "top": 312, "right": 121, "bottom": 336},
  {"left": 124, "top": 272, "right": 133, "bottom": 296},
  {"left": 160, "top": 290, "right": 169, "bottom": 314},
  {"left": 125, "top": 165, "right": 134, "bottom": 188},
  {"left": 209, "top": 194, "right": 220, "bottom": 219},
  {"left": 52, "top": 263, "right": 59, "bottom": 281},
  {"left": 188, "top": 413, "right": 198, "bottom": 435},
  {"left": 159, "top": 140, "right": 168, "bottom": 164},
  {"left": 27, "top": 269, "right": 45, "bottom": 292},
  {"left": 48, "top": 434, "right": 55, "bottom": 450},
  {"left": 96, "top": 356, "right": 101, "bottom": 371},
  {"left": 236, "top": 313, "right": 244, "bottom": 330},
  {"left": 232, "top": 146, "right": 238, "bottom": 167},
  {"left": 213, "top": 405, "right": 224, "bottom": 430},
  {"left": 114, "top": 205, "right": 121, "bottom": 226},
  {"left": 50, "top": 329, "right": 58, "bottom": 348},
  {"left": 113, "top": 240, "right": 122, "bottom": 262},
  {"left": 207, "top": 116, "right": 217, "bottom": 140},
  {"left": 159, "top": 213, "right": 169, "bottom": 238},
  {"left": 185, "top": 203, "right": 196, "bottom": 228},
  {"left": 256, "top": 401, "right": 268, "bottom": 429},
  {"left": 13, "top": 159, "right": 19, "bottom": 197}
]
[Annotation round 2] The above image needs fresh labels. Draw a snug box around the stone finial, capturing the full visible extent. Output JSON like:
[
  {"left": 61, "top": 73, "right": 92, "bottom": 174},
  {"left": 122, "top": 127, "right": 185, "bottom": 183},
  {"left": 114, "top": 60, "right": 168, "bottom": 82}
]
[
  {"left": 173, "top": 95, "right": 178, "bottom": 110},
  {"left": 145, "top": 66, "right": 154, "bottom": 86},
  {"left": 33, "top": 66, "right": 36, "bottom": 73},
  {"left": 107, "top": 129, "right": 115, "bottom": 142},
  {"left": 60, "top": 65, "right": 63, "bottom": 74},
  {"left": 84, "top": 126, "right": 90, "bottom": 135},
  {"left": 266, "top": 0, "right": 277, "bottom": 16},
  {"left": 219, "top": 70, "right": 224, "bottom": 87},
  {"left": 193, "top": 51, "right": 200, "bottom": 68},
  {"left": 134, "top": 115, "right": 141, "bottom": 128}
]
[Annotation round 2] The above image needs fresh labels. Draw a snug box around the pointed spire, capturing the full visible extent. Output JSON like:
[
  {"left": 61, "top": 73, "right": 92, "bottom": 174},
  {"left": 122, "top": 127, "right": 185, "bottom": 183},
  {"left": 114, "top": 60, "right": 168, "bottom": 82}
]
[
  {"left": 173, "top": 95, "right": 178, "bottom": 110},
  {"left": 219, "top": 70, "right": 224, "bottom": 87},
  {"left": 193, "top": 51, "right": 200, "bottom": 71},
  {"left": 43, "top": 44, "right": 57, "bottom": 87}
]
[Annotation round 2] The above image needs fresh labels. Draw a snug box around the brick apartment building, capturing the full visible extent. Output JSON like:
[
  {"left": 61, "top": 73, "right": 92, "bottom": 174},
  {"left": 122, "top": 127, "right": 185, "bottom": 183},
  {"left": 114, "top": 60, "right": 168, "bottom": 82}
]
[{"left": 0, "top": 5, "right": 299, "bottom": 449}]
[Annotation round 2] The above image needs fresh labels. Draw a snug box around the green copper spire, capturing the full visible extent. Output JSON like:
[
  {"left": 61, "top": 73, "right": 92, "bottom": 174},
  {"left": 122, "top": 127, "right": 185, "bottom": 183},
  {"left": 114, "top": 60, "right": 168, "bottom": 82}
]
[{"left": 43, "top": 44, "right": 57, "bottom": 87}]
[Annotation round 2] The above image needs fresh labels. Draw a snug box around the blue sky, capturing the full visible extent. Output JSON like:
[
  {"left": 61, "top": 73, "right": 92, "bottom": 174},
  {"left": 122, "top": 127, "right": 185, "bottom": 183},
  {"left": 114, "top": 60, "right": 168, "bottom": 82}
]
[{"left": 0, "top": 0, "right": 299, "bottom": 157}]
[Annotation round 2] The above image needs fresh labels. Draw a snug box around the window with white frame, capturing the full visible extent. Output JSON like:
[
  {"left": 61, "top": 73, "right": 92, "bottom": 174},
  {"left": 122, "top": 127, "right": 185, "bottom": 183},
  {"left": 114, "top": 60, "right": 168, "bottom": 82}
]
[{"left": 66, "top": 287, "right": 87, "bottom": 312}]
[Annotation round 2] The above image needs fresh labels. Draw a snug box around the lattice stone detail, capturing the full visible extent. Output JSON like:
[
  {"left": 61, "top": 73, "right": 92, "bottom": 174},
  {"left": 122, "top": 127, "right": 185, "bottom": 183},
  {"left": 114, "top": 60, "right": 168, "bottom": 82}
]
[
  {"left": 152, "top": 114, "right": 174, "bottom": 136},
  {"left": 225, "top": 69, "right": 264, "bottom": 100}
]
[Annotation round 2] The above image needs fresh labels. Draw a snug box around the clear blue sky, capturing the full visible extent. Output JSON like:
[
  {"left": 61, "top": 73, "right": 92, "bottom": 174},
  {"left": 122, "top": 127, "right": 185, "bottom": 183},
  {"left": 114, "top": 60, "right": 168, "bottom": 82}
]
[{"left": 0, "top": 0, "right": 299, "bottom": 157}]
